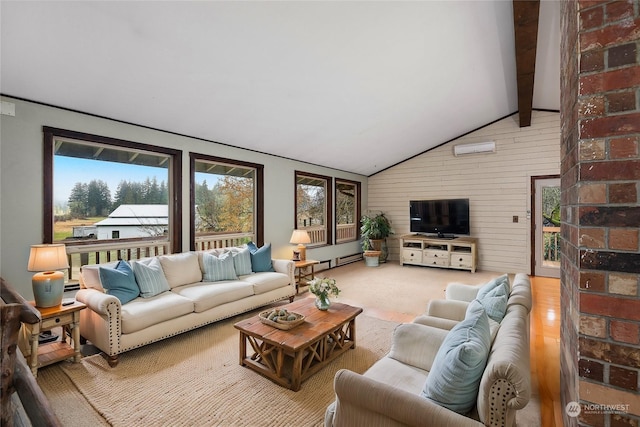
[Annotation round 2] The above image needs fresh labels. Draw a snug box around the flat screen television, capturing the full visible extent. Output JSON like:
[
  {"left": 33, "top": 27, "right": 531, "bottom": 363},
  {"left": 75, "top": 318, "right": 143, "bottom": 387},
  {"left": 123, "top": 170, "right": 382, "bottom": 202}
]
[{"left": 409, "top": 199, "right": 470, "bottom": 238}]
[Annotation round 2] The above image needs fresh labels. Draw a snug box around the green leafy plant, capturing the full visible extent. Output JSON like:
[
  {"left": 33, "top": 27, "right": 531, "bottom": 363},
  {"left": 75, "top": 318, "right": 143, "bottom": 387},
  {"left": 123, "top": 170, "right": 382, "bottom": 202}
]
[{"left": 360, "top": 212, "right": 393, "bottom": 251}]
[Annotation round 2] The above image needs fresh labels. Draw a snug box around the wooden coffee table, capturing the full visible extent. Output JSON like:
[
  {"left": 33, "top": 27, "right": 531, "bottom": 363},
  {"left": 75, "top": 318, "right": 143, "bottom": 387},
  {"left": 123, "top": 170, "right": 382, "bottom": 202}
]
[{"left": 234, "top": 298, "right": 362, "bottom": 391}]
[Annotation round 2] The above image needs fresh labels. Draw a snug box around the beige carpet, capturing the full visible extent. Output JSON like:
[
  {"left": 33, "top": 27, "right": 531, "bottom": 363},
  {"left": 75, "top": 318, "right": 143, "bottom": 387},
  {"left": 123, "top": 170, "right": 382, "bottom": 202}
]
[
  {"left": 53, "top": 313, "right": 396, "bottom": 427},
  {"left": 36, "top": 262, "right": 539, "bottom": 426}
]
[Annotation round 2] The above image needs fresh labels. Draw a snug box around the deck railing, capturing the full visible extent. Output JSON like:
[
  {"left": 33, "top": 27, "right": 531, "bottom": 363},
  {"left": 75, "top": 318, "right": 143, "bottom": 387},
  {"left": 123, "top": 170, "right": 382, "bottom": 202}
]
[
  {"left": 63, "top": 233, "right": 257, "bottom": 286},
  {"left": 64, "top": 237, "right": 170, "bottom": 284},
  {"left": 194, "top": 232, "right": 254, "bottom": 251},
  {"left": 336, "top": 223, "right": 358, "bottom": 243},
  {"left": 301, "top": 226, "right": 326, "bottom": 245},
  {"left": 543, "top": 226, "right": 561, "bottom": 262}
]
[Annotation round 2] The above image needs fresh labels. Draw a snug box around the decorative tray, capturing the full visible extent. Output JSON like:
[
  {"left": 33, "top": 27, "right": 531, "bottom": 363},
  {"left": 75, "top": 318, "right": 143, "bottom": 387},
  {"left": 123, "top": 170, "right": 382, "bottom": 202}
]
[{"left": 259, "top": 308, "right": 305, "bottom": 330}]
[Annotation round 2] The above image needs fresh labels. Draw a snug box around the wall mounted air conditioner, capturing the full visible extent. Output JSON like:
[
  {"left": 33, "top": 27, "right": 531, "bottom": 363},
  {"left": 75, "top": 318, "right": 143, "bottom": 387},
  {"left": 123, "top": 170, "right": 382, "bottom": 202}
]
[{"left": 453, "top": 141, "right": 496, "bottom": 156}]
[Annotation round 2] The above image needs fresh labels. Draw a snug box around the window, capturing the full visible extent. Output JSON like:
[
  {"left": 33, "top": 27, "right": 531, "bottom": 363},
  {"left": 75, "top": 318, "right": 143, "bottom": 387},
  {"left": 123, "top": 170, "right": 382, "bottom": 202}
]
[
  {"left": 190, "top": 154, "right": 264, "bottom": 250},
  {"left": 335, "top": 179, "right": 360, "bottom": 243},
  {"left": 295, "top": 171, "right": 332, "bottom": 246},
  {"left": 43, "top": 127, "right": 182, "bottom": 250}
]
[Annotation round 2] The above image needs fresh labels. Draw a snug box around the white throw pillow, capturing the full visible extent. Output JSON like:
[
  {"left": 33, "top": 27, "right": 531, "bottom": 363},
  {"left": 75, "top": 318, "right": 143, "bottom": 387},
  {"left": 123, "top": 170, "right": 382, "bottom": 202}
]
[{"left": 159, "top": 252, "right": 202, "bottom": 288}]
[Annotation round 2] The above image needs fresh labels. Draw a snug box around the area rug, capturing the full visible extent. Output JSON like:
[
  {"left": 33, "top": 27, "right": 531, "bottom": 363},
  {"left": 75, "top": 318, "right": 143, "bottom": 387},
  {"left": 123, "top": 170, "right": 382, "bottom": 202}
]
[{"left": 59, "top": 312, "right": 398, "bottom": 427}]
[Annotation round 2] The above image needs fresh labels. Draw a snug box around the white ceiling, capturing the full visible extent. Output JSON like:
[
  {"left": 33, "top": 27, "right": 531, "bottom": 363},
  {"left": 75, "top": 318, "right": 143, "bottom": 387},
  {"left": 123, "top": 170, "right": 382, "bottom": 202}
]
[{"left": 0, "top": 1, "right": 560, "bottom": 176}]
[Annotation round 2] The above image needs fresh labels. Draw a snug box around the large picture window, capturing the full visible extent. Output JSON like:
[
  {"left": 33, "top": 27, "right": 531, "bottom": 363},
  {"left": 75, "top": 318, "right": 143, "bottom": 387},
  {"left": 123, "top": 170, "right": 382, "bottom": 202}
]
[
  {"left": 190, "top": 154, "right": 264, "bottom": 250},
  {"left": 44, "top": 127, "right": 181, "bottom": 283},
  {"left": 295, "top": 171, "right": 332, "bottom": 246},
  {"left": 335, "top": 179, "right": 360, "bottom": 244}
]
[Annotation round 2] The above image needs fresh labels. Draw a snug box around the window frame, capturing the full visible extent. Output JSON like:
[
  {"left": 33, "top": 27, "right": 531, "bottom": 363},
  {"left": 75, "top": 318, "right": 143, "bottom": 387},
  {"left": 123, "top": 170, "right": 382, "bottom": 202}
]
[
  {"left": 43, "top": 127, "right": 182, "bottom": 251},
  {"left": 189, "top": 153, "right": 264, "bottom": 249},
  {"left": 334, "top": 178, "right": 361, "bottom": 244},
  {"left": 294, "top": 171, "right": 333, "bottom": 246}
]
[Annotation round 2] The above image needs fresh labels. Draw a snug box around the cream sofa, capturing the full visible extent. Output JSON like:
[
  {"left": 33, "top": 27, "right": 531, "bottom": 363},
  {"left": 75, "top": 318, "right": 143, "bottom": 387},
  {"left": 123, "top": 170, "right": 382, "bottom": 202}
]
[
  {"left": 324, "top": 274, "right": 532, "bottom": 427},
  {"left": 75, "top": 247, "right": 295, "bottom": 366}
]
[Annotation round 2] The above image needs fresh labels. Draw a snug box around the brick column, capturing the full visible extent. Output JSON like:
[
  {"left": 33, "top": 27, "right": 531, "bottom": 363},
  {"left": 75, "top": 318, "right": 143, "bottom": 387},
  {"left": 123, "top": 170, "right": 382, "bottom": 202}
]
[{"left": 560, "top": 1, "right": 640, "bottom": 426}]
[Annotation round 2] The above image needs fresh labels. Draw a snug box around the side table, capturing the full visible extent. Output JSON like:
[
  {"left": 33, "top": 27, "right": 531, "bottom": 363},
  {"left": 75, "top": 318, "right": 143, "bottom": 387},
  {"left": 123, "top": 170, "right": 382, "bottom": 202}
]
[
  {"left": 25, "top": 300, "right": 86, "bottom": 377},
  {"left": 294, "top": 259, "right": 320, "bottom": 294}
]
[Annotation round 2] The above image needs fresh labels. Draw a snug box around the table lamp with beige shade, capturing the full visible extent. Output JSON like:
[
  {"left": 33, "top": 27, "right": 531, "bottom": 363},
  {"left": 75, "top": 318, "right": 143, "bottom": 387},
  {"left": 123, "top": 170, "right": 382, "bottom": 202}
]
[
  {"left": 289, "top": 230, "right": 311, "bottom": 261},
  {"left": 27, "top": 244, "right": 69, "bottom": 308}
]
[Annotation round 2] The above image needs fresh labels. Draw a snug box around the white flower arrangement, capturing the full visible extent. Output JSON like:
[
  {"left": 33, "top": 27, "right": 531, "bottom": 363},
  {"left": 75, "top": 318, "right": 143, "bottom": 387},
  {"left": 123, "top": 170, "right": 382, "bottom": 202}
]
[{"left": 308, "top": 277, "right": 340, "bottom": 298}]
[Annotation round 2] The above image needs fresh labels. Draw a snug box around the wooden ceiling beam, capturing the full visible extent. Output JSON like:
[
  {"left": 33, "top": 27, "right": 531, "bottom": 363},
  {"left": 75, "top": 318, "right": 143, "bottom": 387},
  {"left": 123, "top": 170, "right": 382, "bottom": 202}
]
[{"left": 513, "top": 0, "right": 540, "bottom": 127}]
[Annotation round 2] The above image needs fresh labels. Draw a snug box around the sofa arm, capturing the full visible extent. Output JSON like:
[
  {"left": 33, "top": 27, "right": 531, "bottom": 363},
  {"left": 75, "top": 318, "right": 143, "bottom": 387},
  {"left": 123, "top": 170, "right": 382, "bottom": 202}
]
[
  {"left": 75, "top": 289, "right": 122, "bottom": 359},
  {"left": 445, "top": 282, "right": 482, "bottom": 302},
  {"left": 387, "top": 323, "right": 449, "bottom": 372},
  {"left": 75, "top": 289, "right": 120, "bottom": 315},
  {"left": 271, "top": 258, "right": 295, "bottom": 288},
  {"left": 424, "top": 299, "right": 469, "bottom": 322},
  {"left": 328, "top": 369, "right": 483, "bottom": 427}
]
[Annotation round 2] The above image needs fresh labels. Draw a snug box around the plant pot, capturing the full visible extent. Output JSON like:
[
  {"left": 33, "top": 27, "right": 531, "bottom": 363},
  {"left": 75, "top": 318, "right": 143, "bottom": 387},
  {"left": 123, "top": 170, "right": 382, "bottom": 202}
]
[
  {"left": 364, "top": 250, "right": 381, "bottom": 267},
  {"left": 370, "top": 239, "right": 388, "bottom": 263}
]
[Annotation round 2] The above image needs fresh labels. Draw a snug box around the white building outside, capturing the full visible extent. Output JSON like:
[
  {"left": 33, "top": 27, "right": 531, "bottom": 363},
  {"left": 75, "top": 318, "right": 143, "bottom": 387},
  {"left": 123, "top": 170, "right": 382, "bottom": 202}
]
[{"left": 95, "top": 204, "right": 168, "bottom": 240}]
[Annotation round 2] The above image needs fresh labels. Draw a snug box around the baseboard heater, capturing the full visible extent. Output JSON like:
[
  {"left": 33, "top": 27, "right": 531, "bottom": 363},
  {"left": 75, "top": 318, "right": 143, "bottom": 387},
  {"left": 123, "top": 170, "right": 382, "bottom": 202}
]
[{"left": 335, "top": 253, "right": 363, "bottom": 267}]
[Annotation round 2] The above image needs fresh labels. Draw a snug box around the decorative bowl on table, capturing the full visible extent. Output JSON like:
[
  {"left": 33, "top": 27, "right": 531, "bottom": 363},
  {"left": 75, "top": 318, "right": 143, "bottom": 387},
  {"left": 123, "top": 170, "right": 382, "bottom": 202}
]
[{"left": 259, "top": 308, "right": 305, "bottom": 330}]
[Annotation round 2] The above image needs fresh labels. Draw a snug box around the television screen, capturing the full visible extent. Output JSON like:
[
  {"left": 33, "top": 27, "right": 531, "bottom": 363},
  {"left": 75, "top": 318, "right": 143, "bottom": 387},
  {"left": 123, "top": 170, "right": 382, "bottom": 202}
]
[{"left": 409, "top": 199, "right": 470, "bottom": 237}]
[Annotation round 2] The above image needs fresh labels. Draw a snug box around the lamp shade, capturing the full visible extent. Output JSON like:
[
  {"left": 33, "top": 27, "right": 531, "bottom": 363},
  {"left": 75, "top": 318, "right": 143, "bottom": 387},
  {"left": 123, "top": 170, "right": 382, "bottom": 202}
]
[
  {"left": 28, "top": 244, "right": 70, "bottom": 272},
  {"left": 289, "top": 230, "right": 311, "bottom": 245},
  {"left": 28, "top": 244, "right": 69, "bottom": 308}
]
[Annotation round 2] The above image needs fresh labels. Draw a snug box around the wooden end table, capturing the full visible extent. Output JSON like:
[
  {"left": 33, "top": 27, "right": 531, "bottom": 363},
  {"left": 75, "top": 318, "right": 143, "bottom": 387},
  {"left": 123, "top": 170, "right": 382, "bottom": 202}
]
[
  {"left": 234, "top": 298, "right": 362, "bottom": 391},
  {"left": 25, "top": 300, "right": 86, "bottom": 377},
  {"left": 294, "top": 259, "right": 320, "bottom": 294}
]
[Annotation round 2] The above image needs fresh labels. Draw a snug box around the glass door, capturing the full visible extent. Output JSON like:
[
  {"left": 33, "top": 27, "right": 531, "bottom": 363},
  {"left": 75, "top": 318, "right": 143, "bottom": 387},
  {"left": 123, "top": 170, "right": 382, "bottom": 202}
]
[{"left": 534, "top": 177, "right": 560, "bottom": 278}]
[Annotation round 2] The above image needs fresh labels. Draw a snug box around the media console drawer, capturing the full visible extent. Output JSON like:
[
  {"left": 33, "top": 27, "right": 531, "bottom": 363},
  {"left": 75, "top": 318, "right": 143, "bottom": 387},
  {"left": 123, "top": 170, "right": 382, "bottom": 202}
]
[
  {"left": 402, "top": 249, "right": 422, "bottom": 263},
  {"left": 450, "top": 253, "right": 473, "bottom": 269},
  {"left": 423, "top": 250, "right": 449, "bottom": 266}
]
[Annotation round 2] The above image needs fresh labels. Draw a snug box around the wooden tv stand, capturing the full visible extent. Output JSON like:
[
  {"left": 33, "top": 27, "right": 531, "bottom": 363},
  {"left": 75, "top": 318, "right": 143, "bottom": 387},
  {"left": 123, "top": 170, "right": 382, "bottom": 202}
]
[{"left": 399, "top": 234, "right": 478, "bottom": 273}]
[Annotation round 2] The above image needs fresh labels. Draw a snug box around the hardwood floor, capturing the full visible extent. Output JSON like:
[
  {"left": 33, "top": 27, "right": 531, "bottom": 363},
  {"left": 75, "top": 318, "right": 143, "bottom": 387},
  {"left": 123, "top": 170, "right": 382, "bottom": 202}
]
[{"left": 530, "top": 275, "right": 562, "bottom": 427}]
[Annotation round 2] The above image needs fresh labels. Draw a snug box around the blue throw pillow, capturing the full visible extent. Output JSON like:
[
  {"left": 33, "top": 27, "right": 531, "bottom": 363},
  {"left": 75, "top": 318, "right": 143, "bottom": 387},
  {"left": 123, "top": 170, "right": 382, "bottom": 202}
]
[
  {"left": 131, "top": 258, "right": 170, "bottom": 298},
  {"left": 421, "top": 300, "right": 491, "bottom": 414},
  {"left": 202, "top": 252, "right": 238, "bottom": 281},
  {"left": 99, "top": 260, "right": 140, "bottom": 304},
  {"left": 247, "top": 242, "right": 275, "bottom": 272}
]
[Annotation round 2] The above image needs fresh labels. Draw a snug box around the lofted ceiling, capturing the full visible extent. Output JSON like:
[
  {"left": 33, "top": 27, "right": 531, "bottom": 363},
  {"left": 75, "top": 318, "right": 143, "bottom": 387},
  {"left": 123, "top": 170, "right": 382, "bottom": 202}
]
[{"left": 0, "top": 1, "right": 560, "bottom": 176}]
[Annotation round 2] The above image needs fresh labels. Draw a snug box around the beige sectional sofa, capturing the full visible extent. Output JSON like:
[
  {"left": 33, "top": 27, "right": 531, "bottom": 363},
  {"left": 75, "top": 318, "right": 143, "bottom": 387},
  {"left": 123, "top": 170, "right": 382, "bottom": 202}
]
[
  {"left": 75, "top": 247, "right": 295, "bottom": 366},
  {"left": 324, "top": 273, "right": 532, "bottom": 427}
]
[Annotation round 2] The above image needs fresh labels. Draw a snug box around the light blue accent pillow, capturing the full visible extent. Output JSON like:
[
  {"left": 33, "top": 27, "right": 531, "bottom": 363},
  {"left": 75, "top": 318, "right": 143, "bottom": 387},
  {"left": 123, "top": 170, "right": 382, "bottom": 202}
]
[
  {"left": 202, "top": 252, "right": 238, "bottom": 281},
  {"left": 99, "top": 260, "right": 140, "bottom": 304},
  {"left": 131, "top": 258, "right": 170, "bottom": 298},
  {"left": 232, "top": 247, "right": 253, "bottom": 276},
  {"left": 421, "top": 300, "right": 491, "bottom": 414},
  {"left": 477, "top": 274, "right": 509, "bottom": 300},
  {"left": 476, "top": 281, "right": 509, "bottom": 323},
  {"left": 247, "top": 242, "right": 275, "bottom": 272}
]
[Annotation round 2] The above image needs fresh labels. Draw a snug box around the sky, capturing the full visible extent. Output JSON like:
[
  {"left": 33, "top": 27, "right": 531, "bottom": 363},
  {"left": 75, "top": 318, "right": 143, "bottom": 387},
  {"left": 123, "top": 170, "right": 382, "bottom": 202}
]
[{"left": 54, "top": 156, "right": 167, "bottom": 206}]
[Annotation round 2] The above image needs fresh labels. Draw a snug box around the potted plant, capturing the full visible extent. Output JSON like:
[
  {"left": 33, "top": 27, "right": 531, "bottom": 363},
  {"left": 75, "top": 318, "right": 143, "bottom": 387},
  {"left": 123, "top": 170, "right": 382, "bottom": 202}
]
[
  {"left": 362, "top": 237, "right": 382, "bottom": 267},
  {"left": 361, "top": 212, "right": 393, "bottom": 263}
]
